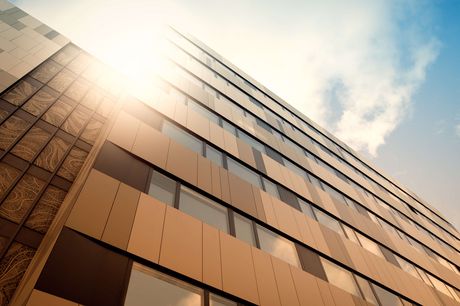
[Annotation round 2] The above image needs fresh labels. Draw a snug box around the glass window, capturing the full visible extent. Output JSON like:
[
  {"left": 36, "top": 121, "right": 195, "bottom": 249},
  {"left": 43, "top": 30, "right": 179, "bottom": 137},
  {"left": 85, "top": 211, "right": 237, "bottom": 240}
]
[
  {"left": 314, "top": 209, "right": 344, "bottom": 236},
  {"left": 179, "top": 187, "right": 229, "bottom": 233},
  {"left": 307, "top": 174, "right": 323, "bottom": 190},
  {"left": 256, "top": 225, "right": 300, "bottom": 267},
  {"left": 148, "top": 171, "right": 176, "bottom": 206},
  {"left": 321, "top": 259, "right": 361, "bottom": 297},
  {"left": 355, "top": 276, "right": 378, "bottom": 305},
  {"left": 234, "top": 213, "right": 256, "bottom": 246},
  {"left": 343, "top": 225, "right": 359, "bottom": 244},
  {"left": 394, "top": 255, "right": 421, "bottom": 280},
  {"left": 209, "top": 294, "right": 237, "bottom": 306},
  {"left": 371, "top": 284, "right": 402, "bottom": 306},
  {"left": 262, "top": 178, "right": 279, "bottom": 199},
  {"left": 222, "top": 121, "right": 236, "bottom": 136},
  {"left": 238, "top": 130, "right": 265, "bottom": 153},
  {"left": 188, "top": 100, "right": 219, "bottom": 125},
  {"left": 206, "top": 145, "right": 223, "bottom": 166},
  {"left": 162, "top": 121, "right": 202, "bottom": 154},
  {"left": 299, "top": 199, "right": 315, "bottom": 220},
  {"left": 227, "top": 158, "right": 262, "bottom": 188},
  {"left": 283, "top": 158, "right": 306, "bottom": 179},
  {"left": 125, "top": 263, "right": 203, "bottom": 306},
  {"left": 356, "top": 233, "right": 384, "bottom": 258}
]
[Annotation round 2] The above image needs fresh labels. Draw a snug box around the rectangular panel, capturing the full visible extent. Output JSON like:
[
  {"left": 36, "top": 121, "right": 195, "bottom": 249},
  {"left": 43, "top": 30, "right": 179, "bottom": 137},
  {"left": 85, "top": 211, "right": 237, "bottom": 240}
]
[
  {"left": 251, "top": 247, "right": 281, "bottom": 306},
  {"left": 131, "top": 122, "right": 170, "bottom": 169},
  {"left": 220, "top": 232, "right": 259, "bottom": 304},
  {"left": 271, "top": 256, "right": 300, "bottom": 306},
  {"left": 127, "top": 193, "right": 166, "bottom": 263},
  {"left": 159, "top": 207, "right": 203, "bottom": 281},
  {"left": 202, "top": 223, "right": 222, "bottom": 289},
  {"left": 102, "top": 183, "right": 140, "bottom": 250},
  {"left": 66, "top": 169, "right": 119, "bottom": 239},
  {"left": 165, "top": 140, "right": 198, "bottom": 185}
]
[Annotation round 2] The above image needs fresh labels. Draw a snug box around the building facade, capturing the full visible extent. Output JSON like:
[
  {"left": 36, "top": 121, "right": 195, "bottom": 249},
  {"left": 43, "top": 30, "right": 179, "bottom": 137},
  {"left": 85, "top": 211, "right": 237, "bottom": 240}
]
[{"left": 0, "top": 1, "right": 459, "bottom": 305}]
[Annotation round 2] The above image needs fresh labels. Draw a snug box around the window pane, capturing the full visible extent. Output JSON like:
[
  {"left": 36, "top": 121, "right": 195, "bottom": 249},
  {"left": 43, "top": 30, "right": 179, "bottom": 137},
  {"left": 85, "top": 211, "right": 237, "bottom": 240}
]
[
  {"left": 394, "top": 255, "right": 421, "bottom": 280},
  {"left": 262, "top": 178, "right": 279, "bottom": 199},
  {"left": 179, "top": 187, "right": 229, "bottom": 233},
  {"left": 256, "top": 225, "right": 300, "bottom": 267},
  {"left": 321, "top": 259, "right": 361, "bottom": 297},
  {"left": 234, "top": 213, "right": 256, "bottom": 246},
  {"left": 299, "top": 199, "right": 315, "bottom": 220},
  {"left": 355, "top": 276, "right": 378, "bottom": 305},
  {"left": 239, "top": 130, "right": 265, "bottom": 153},
  {"left": 314, "top": 209, "right": 344, "bottom": 236},
  {"left": 148, "top": 171, "right": 176, "bottom": 206},
  {"left": 188, "top": 100, "right": 219, "bottom": 125},
  {"left": 227, "top": 158, "right": 261, "bottom": 188},
  {"left": 209, "top": 294, "right": 237, "bottom": 306},
  {"left": 162, "top": 122, "right": 202, "bottom": 154},
  {"left": 356, "top": 233, "right": 384, "bottom": 258},
  {"left": 343, "top": 225, "right": 359, "bottom": 244},
  {"left": 125, "top": 263, "right": 203, "bottom": 306},
  {"left": 222, "top": 121, "right": 236, "bottom": 136},
  {"left": 206, "top": 145, "right": 223, "bottom": 166},
  {"left": 371, "top": 284, "right": 402, "bottom": 306}
]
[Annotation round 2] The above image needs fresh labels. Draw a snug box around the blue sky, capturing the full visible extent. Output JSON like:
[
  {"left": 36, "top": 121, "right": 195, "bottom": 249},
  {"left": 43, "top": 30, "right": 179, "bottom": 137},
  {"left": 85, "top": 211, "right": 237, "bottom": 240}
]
[{"left": 11, "top": 0, "right": 459, "bottom": 228}]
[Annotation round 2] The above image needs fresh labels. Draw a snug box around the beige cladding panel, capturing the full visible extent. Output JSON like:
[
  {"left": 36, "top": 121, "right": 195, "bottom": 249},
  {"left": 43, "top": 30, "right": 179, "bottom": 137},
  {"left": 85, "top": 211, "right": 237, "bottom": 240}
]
[
  {"left": 197, "top": 155, "right": 213, "bottom": 194},
  {"left": 107, "top": 111, "right": 139, "bottom": 151},
  {"left": 127, "top": 193, "right": 166, "bottom": 264},
  {"left": 165, "top": 140, "right": 198, "bottom": 185},
  {"left": 259, "top": 189, "right": 279, "bottom": 228},
  {"left": 66, "top": 169, "right": 119, "bottom": 239},
  {"left": 316, "top": 278, "right": 337, "bottom": 306},
  {"left": 101, "top": 183, "right": 140, "bottom": 250},
  {"left": 220, "top": 232, "right": 259, "bottom": 304},
  {"left": 209, "top": 121, "right": 225, "bottom": 148},
  {"left": 271, "top": 197, "right": 302, "bottom": 241},
  {"left": 186, "top": 108, "right": 210, "bottom": 141},
  {"left": 251, "top": 247, "right": 282, "bottom": 306},
  {"left": 210, "top": 163, "right": 222, "bottom": 199},
  {"left": 159, "top": 207, "right": 203, "bottom": 281},
  {"left": 228, "top": 172, "right": 258, "bottom": 218},
  {"left": 328, "top": 283, "right": 356, "bottom": 306},
  {"left": 131, "top": 122, "right": 170, "bottom": 169},
  {"left": 252, "top": 185, "right": 267, "bottom": 223},
  {"left": 202, "top": 223, "right": 223, "bottom": 289},
  {"left": 289, "top": 266, "right": 325, "bottom": 306},
  {"left": 271, "top": 257, "right": 300, "bottom": 306}
]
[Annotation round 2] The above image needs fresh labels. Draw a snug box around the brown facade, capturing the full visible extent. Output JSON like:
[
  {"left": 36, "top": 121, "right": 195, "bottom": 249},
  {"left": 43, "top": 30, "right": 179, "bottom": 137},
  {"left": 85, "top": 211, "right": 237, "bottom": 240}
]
[{"left": 0, "top": 6, "right": 458, "bottom": 306}]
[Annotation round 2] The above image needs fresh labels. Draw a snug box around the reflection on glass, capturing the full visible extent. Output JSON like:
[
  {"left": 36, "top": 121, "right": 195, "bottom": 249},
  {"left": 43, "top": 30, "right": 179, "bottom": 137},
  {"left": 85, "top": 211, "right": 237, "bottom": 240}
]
[
  {"left": 314, "top": 209, "right": 344, "bottom": 236},
  {"left": 125, "top": 263, "right": 203, "bottom": 306},
  {"left": 234, "top": 213, "right": 256, "bottom": 246},
  {"left": 356, "top": 233, "right": 384, "bottom": 258},
  {"left": 355, "top": 276, "right": 378, "bottom": 305},
  {"left": 206, "top": 145, "right": 223, "bottom": 166},
  {"left": 262, "top": 178, "right": 279, "bottom": 199},
  {"left": 394, "top": 255, "right": 421, "bottom": 280},
  {"left": 179, "top": 187, "right": 229, "bottom": 233},
  {"left": 256, "top": 225, "right": 300, "bottom": 267},
  {"left": 209, "top": 293, "right": 237, "bottom": 306},
  {"left": 162, "top": 121, "right": 202, "bottom": 154},
  {"left": 321, "top": 259, "right": 361, "bottom": 297},
  {"left": 148, "top": 171, "right": 176, "bottom": 206},
  {"left": 371, "top": 284, "right": 402, "bottom": 306},
  {"left": 227, "top": 158, "right": 261, "bottom": 188},
  {"left": 299, "top": 199, "right": 315, "bottom": 220}
]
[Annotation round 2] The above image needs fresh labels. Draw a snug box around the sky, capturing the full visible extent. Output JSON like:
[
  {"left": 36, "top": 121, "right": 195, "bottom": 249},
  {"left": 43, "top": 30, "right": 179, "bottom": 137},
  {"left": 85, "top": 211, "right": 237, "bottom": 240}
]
[{"left": 11, "top": 0, "right": 460, "bottom": 229}]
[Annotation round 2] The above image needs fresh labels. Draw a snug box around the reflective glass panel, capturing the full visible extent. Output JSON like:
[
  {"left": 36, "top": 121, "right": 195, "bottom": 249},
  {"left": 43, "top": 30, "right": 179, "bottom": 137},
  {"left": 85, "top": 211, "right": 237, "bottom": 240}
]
[
  {"left": 179, "top": 187, "right": 229, "bottom": 233},
  {"left": 162, "top": 122, "right": 202, "bottom": 154},
  {"left": 234, "top": 213, "right": 256, "bottom": 246},
  {"left": 256, "top": 225, "right": 300, "bottom": 267},
  {"left": 206, "top": 145, "right": 223, "bottom": 166},
  {"left": 125, "top": 263, "right": 203, "bottom": 306},
  {"left": 227, "top": 158, "right": 261, "bottom": 188},
  {"left": 148, "top": 171, "right": 176, "bottom": 206},
  {"left": 321, "top": 259, "right": 361, "bottom": 297}
]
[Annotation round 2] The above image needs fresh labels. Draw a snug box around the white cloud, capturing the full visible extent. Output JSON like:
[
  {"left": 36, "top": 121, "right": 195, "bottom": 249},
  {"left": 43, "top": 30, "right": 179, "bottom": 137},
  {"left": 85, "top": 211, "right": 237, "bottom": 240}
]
[
  {"left": 13, "top": 0, "right": 440, "bottom": 156},
  {"left": 455, "top": 124, "right": 460, "bottom": 138},
  {"left": 169, "top": 0, "right": 441, "bottom": 157}
]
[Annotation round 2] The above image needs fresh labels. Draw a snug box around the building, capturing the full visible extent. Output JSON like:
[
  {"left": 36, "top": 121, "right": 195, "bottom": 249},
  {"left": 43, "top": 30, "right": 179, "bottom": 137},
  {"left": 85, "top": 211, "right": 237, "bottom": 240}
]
[{"left": 0, "top": 1, "right": 459, "bottom": 305}]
